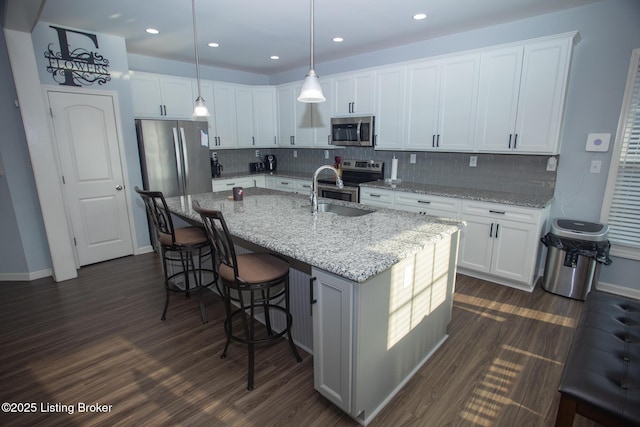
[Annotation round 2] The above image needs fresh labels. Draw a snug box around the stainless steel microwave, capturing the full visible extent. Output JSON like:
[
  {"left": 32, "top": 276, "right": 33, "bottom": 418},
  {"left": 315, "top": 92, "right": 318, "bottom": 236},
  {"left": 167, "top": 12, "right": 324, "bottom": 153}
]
[{"left": 330, "top": 116, "right": 374, "bottom": 146}]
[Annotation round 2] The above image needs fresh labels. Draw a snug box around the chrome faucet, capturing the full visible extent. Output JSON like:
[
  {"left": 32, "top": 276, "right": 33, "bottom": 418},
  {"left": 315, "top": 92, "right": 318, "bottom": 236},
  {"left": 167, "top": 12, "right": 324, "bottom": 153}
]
[{"left": 311, "top": 165, "right": 343, "bottom": 215}]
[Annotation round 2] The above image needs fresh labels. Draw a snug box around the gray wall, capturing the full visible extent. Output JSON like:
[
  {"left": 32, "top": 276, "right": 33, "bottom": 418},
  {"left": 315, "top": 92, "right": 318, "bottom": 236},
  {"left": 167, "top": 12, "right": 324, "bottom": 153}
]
[{"left": 0, "top": 24, "right": 51, "bottom": 277}]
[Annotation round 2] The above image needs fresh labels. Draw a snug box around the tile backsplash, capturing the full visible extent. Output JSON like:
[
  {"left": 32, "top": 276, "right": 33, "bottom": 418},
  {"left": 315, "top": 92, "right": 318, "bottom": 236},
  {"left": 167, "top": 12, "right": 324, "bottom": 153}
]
[{"left": 211, "top": 148, "right": 557, "bottom": 197}]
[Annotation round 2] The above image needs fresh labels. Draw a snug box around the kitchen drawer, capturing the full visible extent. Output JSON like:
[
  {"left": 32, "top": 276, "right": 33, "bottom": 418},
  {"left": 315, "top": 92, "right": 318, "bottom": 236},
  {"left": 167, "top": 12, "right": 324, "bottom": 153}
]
[
  {"left": 461, "top": 200, "right": 542, "bottom": 223},
  {"left": 275, "top": 178, "right": 297, "bottom": 193},
  {"left": 211, "top": 176, "right": 255, "bottom": 192},
  {"left": 394, "top": 192, "right": 460, "bottom": 215},
  {"left": 360, "top": 188, "right": 394, "bottom": 207},
  {"left": 295, "top": 179, "right": 312, "bottom": 193}
]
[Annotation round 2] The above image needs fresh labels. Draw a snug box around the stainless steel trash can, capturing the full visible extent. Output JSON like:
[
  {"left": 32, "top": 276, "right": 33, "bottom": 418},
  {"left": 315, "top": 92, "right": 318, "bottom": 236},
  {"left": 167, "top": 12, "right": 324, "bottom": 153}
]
[{"left": 541, "top": 219, "right": 609, "bottom": 300}]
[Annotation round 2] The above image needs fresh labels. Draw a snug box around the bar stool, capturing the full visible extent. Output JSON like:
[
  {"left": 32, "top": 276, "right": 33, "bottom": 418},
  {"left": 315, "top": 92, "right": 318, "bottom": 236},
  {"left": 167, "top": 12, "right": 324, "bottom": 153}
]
[
  {"left": 192, "top": 201, "right": 302, "bottom": 390},
  {"left": 135, "top": 187, "right": 218, "bottom": 323}
]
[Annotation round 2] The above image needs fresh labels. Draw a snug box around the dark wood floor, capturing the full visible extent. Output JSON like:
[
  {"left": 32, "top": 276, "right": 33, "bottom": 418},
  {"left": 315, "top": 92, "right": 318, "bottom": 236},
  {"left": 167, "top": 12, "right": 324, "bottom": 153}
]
[{"left": 0, "top": 253, "right": 600, "bottom": 426}]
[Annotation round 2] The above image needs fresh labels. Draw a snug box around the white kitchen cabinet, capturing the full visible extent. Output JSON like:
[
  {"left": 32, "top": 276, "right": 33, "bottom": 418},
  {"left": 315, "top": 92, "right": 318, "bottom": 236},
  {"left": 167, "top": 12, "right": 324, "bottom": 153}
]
[
  {"left": 332, "top": 71, "right": 374, "bottom": 116},
  {"left": 131, "top": 71, "right": 194, "bottom": 119},
  {"left": 211, "top": 176, "right": 255, "bottom": 192},
  {"left": 457, "top": 200, "right": 548, "bottom": 289},
  {"left": 311, "top": 268, "right": 354, "bottom": 414},
  {"left": 295, "top": 179, "right": 312, "bottom": 194},
  {"left": 394, "top": 192, "right": 460, "bottom": 219},
  {"left": 359, "top": 187, "right": 394, "bottom": 208},
  {"left": 211, "top": 82, "right": 238, "bottom": 149},
  {"left": 404, "top": 54, "right": 479, "bottom": 152},
  {"left": 274, "top": 177, "right": 297, "bottom": 193},
  {"left": 374, "top": 66, "right": 405, "bottom": 150},
  {"left": 278, "top": 81, "right": 332, "bottom": 148},
  {"left": 235, "top": 86, "right": 278, "bottom": 148},
  {"left": 252, "top": 86, "right": 278, "bottom": 147},
  {"left": 474, "top": 34, "right": 575, "bottom": 154},
  {"left": 235, "top": 86, "right": 255, "bottom": 148},
  {"left": 252, "top": 175, "right": 266, "bottom": 188}
]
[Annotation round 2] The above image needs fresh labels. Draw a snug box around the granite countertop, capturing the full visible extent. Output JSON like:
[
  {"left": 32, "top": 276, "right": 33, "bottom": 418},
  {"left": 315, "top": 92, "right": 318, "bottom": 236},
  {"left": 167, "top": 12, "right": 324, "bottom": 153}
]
[
  {"left": 213, "top": 171, "right": 311, "bottom": 181},
  {"left": 166, "top": 187, "right": 462, "bottom": 283},
  {"left": 214, "top": 170, "right": 552, "bottom": 208},
  {"left": 360, "top": 180, "right": 553, "bottom": 208}
]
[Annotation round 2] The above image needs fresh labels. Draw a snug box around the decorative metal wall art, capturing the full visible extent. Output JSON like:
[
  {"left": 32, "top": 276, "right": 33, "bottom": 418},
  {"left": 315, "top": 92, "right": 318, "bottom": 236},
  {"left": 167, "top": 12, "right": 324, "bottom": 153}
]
[{"left": 45, "top": 26, "right": 111, "bottom": 87}]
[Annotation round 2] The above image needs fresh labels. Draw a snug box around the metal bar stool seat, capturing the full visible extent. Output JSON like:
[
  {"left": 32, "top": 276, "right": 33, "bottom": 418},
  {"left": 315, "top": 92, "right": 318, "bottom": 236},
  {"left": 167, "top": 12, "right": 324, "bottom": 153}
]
[
  {"left": 193, "top": 201, "right": 302, "bottom": 390},
  {"left": 135, "top": 187, "right": 218, "bottom": 324}
]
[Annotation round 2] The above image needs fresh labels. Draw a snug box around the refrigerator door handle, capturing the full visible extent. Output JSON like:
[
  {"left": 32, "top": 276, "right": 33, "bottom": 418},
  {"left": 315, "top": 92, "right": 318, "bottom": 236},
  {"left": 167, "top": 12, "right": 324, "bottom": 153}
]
[
  {"left": 179, "top": 127, "right": 189, "bottom": 192},
  {"left": 172, "top": 127, "right": 185, "bottom": 195}
]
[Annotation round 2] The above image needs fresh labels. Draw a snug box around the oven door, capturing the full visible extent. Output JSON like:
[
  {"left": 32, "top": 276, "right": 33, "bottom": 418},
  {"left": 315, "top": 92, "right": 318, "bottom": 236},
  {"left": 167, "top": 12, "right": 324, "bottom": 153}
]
[{"left": 317, "top": 184, "right": 359, "bottom": 203}]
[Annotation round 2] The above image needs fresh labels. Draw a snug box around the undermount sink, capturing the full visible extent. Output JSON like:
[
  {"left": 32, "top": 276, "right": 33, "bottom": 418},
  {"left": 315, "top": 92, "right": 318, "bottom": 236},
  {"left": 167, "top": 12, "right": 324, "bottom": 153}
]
[{"left": 315, "top": 203, "right": 375, "bottom": 217}]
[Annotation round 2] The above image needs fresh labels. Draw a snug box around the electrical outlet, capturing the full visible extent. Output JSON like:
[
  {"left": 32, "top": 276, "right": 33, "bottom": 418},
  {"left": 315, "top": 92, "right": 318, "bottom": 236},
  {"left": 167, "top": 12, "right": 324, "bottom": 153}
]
[
  {"left": 469, "top": 156, "right": 477, "bottom": 167},
  {"left": 293, "top": 150, "right": 297, "bottom": 158},
  {"left": 546, "top": 157, "right": 558, "bottom": 172},
  {"left": 211, "top": 152, "right": 217, "bottom": 160},
  {"left": 590, "top": 160, "right": 602, "bottom": 174},
  {"left": 324, "top": 150, "right": 329, "bottom": 159},
  {"left": 255, "top": 149, "right": 260, "bottom": 158},
  {"left": 410, "top": 154, "right": 417, "bottom": 164}
]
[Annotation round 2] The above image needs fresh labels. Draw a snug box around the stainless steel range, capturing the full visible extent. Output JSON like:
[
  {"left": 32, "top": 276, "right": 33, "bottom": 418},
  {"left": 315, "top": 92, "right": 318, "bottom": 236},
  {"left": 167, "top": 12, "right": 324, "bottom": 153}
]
[{"left": 316, "top": 159, "right": 384, "bottom": 203}]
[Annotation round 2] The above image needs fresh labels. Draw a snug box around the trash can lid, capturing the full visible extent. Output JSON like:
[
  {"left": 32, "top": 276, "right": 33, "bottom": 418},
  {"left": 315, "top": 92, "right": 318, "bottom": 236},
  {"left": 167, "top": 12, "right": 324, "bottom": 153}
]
[{"left": 551, "top": 218, "right": 609, "bottom": 241}]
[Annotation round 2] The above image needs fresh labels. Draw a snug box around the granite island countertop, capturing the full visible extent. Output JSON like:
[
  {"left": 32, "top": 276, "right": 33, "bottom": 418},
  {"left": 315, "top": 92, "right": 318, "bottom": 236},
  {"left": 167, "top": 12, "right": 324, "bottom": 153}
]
[{"left": 166, "top": 187, "right": 462, "bottom": 283}]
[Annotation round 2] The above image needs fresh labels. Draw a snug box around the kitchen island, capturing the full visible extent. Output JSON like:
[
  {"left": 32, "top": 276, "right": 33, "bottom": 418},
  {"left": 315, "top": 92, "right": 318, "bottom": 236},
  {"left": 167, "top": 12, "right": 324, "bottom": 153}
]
[{"left": 166, "top": 188, "right": 462, "bottom": 425}]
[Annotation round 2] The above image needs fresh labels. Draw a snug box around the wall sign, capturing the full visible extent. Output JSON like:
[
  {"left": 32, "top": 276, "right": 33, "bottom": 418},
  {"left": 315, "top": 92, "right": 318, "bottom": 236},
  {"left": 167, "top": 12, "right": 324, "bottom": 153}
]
[{"left": 44, "top": 25, "right": 111, "bottom": 87}]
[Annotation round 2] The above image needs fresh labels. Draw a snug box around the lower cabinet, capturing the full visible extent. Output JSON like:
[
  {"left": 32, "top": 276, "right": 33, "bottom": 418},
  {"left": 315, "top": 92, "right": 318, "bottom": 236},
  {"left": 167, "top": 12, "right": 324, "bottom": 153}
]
[
  {"left": 360, "top": 187, "right": 549, "bottom": 290},
  {"left": 311, "top": 268, "right": 354, "bottom": 414},
  {"left": 457, "top": 200, "right": 548, "bottom": 290}
]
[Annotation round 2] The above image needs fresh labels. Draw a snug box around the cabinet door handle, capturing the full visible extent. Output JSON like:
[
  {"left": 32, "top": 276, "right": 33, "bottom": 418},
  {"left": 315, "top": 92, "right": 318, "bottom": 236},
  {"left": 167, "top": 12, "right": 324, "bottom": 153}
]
[
  {"left": 290, "top": 136, "right": 295, "bottom": 145},
  {"left": 328, "top": 134, "right": 331, "bottom": 145},
  {"left": 437, "top": 134, "right": 440, "bottom": 147},
  {"left": 369, "top": 193, "right": 381, "bottom": 198},
  {"left": 489, "top": 210, "right": 506, "bottom": 215},
  {"left": 252, "top": 136, "right": 255, "bottom": 146},
  {"left": 417, "top": 200, "right": 431, "bottom": 204},
  {"left": 225, "top": 182, "right": 236, "bottom": 186},
  {"left": 513, "top": 134, "right": 518, "bottom": 149},
  {"left": 309, "top": 276, "right": 317, "bottom": 315},
  {"left": 495, "top": 224, "right": 500, "bottom": 239},
  {"left": 489, "top": 223, "right": 494, "bottom": 237},
  {"left": 432, "top": 134, "right": 436, "bottom": 148},
  {"left": 159, "top": 105, "right": 163, "bottom": 116},
  {"left": 274, "top": 136, "right": 277, "bottom": 145},
  {"left": 280, "top": 181, "right": 290, "bottom": 185},
  {"left": 508, "top": 134, "right": 512, "bottom": 148}
]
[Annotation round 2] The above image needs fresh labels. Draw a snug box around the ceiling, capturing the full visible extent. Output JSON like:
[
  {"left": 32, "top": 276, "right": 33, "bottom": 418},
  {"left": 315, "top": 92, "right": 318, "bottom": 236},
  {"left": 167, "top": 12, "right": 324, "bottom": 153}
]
[{"left": 27, "top": 0, "right": 599, "bottom": 75}]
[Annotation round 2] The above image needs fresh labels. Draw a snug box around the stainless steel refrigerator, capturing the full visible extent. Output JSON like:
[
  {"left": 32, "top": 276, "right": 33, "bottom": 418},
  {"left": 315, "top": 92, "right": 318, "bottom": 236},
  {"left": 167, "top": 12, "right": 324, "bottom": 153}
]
[{"left": 136, "top": 119, "right": 212, "bottom": 197}]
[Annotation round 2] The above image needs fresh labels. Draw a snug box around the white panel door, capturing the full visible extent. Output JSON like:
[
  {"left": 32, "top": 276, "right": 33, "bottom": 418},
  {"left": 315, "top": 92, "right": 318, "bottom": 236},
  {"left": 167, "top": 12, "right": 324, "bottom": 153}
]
[{"left": 48, "top": 91, "right": 133, "bottom": 266}]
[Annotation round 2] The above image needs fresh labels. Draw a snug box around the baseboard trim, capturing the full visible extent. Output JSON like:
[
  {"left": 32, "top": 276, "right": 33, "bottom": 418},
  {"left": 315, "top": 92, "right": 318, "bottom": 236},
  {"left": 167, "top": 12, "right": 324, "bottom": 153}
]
[
  {"left": 457, "top": 267, "right": 535, "bottom": 292},
  {"left": 596, "top": 281, "right": 640, "bottom": 300},
  {"left": 136, "top": 245, "right": 155, "bottom": 255},
  {"left": 0, "top": 268, "right": 53, "bottom": 282}
]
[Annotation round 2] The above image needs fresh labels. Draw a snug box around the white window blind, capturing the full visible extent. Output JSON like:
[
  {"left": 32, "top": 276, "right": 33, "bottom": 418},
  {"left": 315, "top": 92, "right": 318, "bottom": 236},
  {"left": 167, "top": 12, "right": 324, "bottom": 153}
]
[{"left": 602, "top": 49, "right": 640, "bottom": 259}]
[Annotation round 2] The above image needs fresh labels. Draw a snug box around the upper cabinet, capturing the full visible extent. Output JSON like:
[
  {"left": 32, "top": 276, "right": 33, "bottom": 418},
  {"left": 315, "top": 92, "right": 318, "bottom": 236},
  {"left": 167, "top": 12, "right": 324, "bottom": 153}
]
[
  {"left": 374, "top": 66, "right": 406, "bottom": 150},
  {"left": 278, "top": 80, "right": 332, "bottom": 148},
  {"left": 474, "top": 34, "right": 574, "bottom": 154},
  {"left": 332, "top": 71, "right": 375, "bottom": 116},
  {"left": 404, "top": 54, "right": 479, "bottom": 152},
  {"left": 131, "top": 71, "right": 195, "bottom": 119}
]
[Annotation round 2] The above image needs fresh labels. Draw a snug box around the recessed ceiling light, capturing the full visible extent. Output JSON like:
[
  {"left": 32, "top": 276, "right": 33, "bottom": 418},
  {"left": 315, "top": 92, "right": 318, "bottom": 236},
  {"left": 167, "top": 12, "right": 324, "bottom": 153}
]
[
  {"left": 413, "top": 13, "right": 427, "bottom": 20},
  {"left": 333, "top": 37, "right": 344, "bottom": 43},
  {"left": 145, "top": 28, "right": 159, "bottom": 34},
  {"left": 207, "top": 42, "right": 220, "bottom": 48},
  {"left": 270, "top": 55, "right": 280, "bottom": 60}
]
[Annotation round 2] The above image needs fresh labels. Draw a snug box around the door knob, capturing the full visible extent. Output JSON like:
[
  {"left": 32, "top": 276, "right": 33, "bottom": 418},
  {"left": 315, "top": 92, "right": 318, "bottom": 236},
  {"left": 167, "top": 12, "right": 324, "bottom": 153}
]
[{"left": 115, "top": 185, "right": 123, "bottom": 190}]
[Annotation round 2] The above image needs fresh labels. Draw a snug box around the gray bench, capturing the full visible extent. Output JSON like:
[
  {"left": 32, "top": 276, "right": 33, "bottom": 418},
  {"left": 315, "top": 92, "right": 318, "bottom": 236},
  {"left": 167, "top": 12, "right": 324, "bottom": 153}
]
[{"left": 555, "top": 290, "right": 640, "bottom": 426}]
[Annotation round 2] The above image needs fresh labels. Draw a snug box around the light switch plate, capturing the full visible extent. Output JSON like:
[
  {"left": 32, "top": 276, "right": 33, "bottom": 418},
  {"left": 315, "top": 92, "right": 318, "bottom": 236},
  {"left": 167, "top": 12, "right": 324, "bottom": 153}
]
[
  {"left": 590, "top": 160, "right": 602, "bottom": 173},
  {"left": 469, "top": 156, "right": 477, "bottom": 167},
  {"left": 410, "top": 154, "right": 416, "bottom": 164},
  {"left": 324, "top": 150, "right": 329, "bottom": 159},
  {"left": 586, "top": 133, "right": 611, "bottom": 152},
  {"left": 293, "top": 150, "right": 297, "bottom": 158}
]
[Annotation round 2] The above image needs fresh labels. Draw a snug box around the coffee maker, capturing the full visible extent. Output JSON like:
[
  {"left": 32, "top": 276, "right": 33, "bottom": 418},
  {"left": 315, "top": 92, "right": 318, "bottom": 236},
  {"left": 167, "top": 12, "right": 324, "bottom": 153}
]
[
  {"left": 264, "top": 154, "right": 277, "bottom": 173},
  {"left": 211, "top": 153, "right": 223, "bottom": 178}
]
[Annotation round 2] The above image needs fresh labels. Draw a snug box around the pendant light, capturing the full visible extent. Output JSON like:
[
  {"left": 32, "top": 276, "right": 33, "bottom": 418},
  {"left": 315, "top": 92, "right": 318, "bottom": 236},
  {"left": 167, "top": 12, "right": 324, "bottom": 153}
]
[
  {"left": 192, "top": 0, "right": 210, "bottom": 117},
  {"left": 298, "top": 0, "right": 326, "bottom": 103}
]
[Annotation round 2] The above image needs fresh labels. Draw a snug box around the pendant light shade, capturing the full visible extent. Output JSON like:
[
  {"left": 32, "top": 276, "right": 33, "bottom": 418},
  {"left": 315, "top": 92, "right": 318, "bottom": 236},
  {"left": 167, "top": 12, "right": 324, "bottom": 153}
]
[
  {"left": 192, "top": 0, "right": 210, "bottom": 117},
  {"left": 298, "top": 0, "right": 325, "bottom": 103}
]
